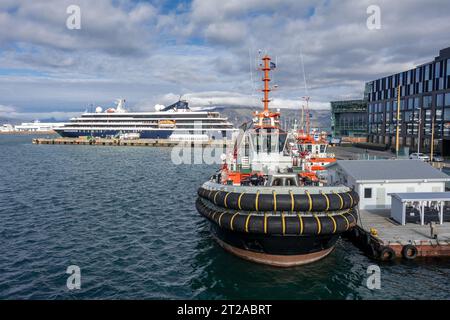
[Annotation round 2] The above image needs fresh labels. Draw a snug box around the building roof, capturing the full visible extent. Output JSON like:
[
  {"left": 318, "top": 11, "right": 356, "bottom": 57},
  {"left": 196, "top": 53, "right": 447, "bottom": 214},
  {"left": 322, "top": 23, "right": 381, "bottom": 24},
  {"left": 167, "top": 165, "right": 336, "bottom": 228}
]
[
  {"left": 329, "top": 159, "right": 450, "bottom": 183},
  {"left": 390, "top": 192, "right": 450, "bottom": 202}
]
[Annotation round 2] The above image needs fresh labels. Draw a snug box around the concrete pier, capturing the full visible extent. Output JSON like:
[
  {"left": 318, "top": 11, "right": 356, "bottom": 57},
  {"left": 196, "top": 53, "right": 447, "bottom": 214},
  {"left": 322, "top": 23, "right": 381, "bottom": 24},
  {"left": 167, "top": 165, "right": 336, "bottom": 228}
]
[
  {"left": 347, "top": 209, "right": 450, "bottom": 260},
  {"left": 32, "top": 137, "right": 233, "bottom": 148}
]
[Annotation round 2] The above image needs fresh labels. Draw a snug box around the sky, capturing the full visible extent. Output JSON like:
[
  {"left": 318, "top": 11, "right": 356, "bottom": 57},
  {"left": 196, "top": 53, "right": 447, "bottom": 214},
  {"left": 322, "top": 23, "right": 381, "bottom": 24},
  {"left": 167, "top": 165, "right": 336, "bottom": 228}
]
[{"left": 1, "top": 0, "right": 450, "bottom": 120}]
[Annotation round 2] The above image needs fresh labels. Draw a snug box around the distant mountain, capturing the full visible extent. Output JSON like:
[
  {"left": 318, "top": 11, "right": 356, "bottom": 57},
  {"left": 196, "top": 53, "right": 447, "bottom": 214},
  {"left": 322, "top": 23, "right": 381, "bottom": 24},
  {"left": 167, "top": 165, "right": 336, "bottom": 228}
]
[
  {"left": 39, "top": 117, "right": 60, "bottom": 123},
  {"left": 0, "top": 116, "right": 63, "bottom": 124},
  {"left": 0, "top": 116, "right": 21, "bottom": 125},
  {"left": 212, "top": 106, "right": 332, "bottom": 131}
]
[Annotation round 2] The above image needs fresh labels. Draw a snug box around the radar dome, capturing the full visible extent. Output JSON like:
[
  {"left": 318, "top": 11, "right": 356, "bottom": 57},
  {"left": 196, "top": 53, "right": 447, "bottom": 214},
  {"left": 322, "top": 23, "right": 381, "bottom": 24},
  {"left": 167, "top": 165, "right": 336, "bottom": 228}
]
[
  {"left": 154, "top": 104, "right": 165, "bottom": 111},
  {"left": 95, "top": 106, "right": 103, "bottom": 113}
]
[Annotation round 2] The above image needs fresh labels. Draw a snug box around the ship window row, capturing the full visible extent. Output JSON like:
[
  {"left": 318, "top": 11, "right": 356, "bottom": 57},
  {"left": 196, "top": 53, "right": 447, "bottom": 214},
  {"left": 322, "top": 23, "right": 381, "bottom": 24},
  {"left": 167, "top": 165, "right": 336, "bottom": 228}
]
[
  {"left": 80, "top": 113, "right": 221, "bottom": 119},
  {"left": 74, "top": 119, "right": 227, "bottom": 123},
  {"left": 74, "top": 130, "right": 230, "bottom": 135},
  {"left": 65, "top": 124, "right": 233, "bottom": 129},
  {"left": 66, "top": 123, "right": 233, "bottom": 127}
]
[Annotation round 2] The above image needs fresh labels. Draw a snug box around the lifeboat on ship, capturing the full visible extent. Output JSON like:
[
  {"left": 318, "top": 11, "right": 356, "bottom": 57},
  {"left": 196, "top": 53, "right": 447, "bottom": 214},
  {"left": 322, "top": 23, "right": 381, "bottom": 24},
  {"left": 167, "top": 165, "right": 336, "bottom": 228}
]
[
  {"left": 195, "top": 55, "right": 358, "bottom": 267},
  {"left": 158, "top": 119, "right": 176, "bottom": 128}
]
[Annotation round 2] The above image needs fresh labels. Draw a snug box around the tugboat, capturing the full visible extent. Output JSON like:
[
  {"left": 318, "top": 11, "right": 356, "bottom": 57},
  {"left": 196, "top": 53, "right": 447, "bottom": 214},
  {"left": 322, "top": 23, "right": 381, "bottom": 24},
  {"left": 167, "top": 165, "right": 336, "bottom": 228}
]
[
  {"left": 196, "top": 55, "right": 359, "bottom": 267},
  {"left": 293, "top": 99, "right": 337, "bottom": 183}
]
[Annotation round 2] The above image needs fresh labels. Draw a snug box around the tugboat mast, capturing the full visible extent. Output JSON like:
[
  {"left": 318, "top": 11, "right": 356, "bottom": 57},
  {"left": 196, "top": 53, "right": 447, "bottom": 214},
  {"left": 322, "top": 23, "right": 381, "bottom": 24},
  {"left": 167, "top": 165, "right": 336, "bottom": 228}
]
[
  {"left": 255, "top": 55, "right": 280, "bottom": 128},
  {"left": 262, "top": 55, "right": 271, "bottom": 114}
]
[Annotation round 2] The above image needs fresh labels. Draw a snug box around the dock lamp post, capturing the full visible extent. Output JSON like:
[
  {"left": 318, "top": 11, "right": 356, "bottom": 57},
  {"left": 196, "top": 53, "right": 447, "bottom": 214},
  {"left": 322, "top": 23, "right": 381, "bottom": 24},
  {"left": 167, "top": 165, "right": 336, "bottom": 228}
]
[
  {"left": 413, "top": 106, "right": 423, "bottom": 154},
  {"left": 430, "top": 115, "right": 435, "bottom": 162},
  {"left": 395, "top": 85, "right": 401, "bottom": 158}
]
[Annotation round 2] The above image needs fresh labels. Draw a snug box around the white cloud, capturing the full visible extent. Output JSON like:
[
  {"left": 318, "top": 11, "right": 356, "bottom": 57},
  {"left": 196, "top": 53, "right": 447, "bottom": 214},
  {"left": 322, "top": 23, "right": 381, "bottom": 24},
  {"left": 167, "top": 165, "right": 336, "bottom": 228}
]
[
  {"left": 0, "top": 104, "right": 16, "bottom": 113},
  {"left": 0, "top": 0, "right": 157, "bottom": 55},
  {"left": 204, "top": 21, "right": 247, "bottom": 44},
  {"left": 0, "top": 104, "right": 78, "bottom": 121},
  {"left": 134, "top": 91, "right": 329, "bottom": 111}
]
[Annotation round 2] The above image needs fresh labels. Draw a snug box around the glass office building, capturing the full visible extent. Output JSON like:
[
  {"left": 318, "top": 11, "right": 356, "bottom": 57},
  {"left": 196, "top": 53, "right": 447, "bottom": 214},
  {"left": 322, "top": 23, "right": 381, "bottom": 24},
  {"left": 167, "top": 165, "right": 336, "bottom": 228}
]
[
  {"left": 330, "top": 99, "right": 368, "bottom": 138},
  {"left": 366, "top": 47, "right": 450, "bottom": 155}
]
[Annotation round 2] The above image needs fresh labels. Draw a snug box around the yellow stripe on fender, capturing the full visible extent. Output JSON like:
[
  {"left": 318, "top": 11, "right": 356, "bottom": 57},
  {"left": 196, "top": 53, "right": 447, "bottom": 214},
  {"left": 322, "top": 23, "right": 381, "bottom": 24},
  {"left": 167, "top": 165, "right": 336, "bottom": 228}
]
[
  {"left": 297, "top": 214, "right": 304, "bottom": 235},
  {"left": 218, "top": 212, "right": 226, "bottom": 227},
  {"left": 281, "top": 213, "right": 286, "bottom": 235},
  {"left": 289, "top": 191, "right": 294, "bottom": 212},
  {"left": 347, "top": 192, "right": 354, "bottom": 207},
  {"left": 214, "top": 191, "right": 219, "bottom": 205},
  {"left": 238, "top": 193, "right": 245, "bottom": 210},
  {"left": 333, "top": 191, "right": 343, "bottom": 210},
  {"left": 328, "top": 214, "right": 337, "bottom": 233},
  {"left": 264, "top": 213, "right": 268, "bottom": 234},
  {"left": 255, "top": 191, "right": 260, "bottom": 211},
  {"left": 245, "top": 214, "right": 253, "bottom": 233},
  {"left": 348, "top": 210, "right": 356, "bottom": 225},
  {"left": 305, "top": 191, "right": 313, "bottom": 212},
  {"left": 340, "top": 213, "right": 350, "bottom": 231},
  {"left": 321, "top": 192, "right": 330, "bottom": 211},
  {"left": 224, "top": 192, "right": 231, "bottom": 208},
  {"left": 273, "top": 191, "right": 277, "bottom": 212},
  {"left": 230, "top": 212, "right": 239, "bottom": 231},
  {"left": 314, "top": 214, "right": 322, "bottom": 235}
]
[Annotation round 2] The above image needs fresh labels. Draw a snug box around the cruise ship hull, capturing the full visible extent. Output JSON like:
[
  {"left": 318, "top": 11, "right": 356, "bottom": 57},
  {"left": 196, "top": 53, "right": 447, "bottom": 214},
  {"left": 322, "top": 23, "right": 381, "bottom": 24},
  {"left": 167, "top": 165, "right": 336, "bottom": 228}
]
[{"left": 55, "top": 129, "right": 174, "bottom": 139}]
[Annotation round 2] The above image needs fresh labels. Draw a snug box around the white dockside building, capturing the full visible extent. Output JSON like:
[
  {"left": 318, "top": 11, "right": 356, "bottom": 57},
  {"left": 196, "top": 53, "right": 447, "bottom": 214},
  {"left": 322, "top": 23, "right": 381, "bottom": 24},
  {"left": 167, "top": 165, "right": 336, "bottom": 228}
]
[
  {"left": 327, "top": 160, "right": 450, "bottom": 210},
  {"left": 14, "top": 120, "right": 65, "bottom": 132}
]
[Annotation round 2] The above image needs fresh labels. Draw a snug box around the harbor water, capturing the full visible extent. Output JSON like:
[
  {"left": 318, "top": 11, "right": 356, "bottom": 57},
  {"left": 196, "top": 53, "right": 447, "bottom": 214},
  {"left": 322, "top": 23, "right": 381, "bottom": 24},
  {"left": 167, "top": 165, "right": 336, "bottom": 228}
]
[{"left": 1, "top": 134, "right": 450, "bottom": 299}]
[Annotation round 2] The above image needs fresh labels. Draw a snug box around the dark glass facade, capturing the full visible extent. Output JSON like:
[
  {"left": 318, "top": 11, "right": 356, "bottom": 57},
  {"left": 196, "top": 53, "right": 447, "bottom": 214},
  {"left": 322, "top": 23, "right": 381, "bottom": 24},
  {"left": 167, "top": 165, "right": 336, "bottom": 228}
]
[
  {"left": 366, "top": 47, "right": 450, "bottom": 155},
  {"left": 331, "top": 100, "right": 368, "bottom": 137}
]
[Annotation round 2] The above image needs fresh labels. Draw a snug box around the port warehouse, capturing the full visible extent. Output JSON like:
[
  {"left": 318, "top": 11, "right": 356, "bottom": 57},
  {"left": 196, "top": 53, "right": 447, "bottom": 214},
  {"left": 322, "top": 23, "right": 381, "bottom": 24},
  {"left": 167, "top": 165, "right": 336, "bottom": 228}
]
[
  {"left": 1, "top": 121, "right": 64, "bottom": 132},
  {"left": 329, "top": 159, "right": 450, "bottom": 260}
]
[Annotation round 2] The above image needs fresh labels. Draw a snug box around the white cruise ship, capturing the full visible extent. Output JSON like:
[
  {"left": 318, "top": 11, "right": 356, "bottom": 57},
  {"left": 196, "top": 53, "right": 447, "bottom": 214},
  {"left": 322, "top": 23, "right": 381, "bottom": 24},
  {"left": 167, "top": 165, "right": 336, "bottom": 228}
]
[{"left": 55, "top": 99, "right": 237, "bottom": 140}]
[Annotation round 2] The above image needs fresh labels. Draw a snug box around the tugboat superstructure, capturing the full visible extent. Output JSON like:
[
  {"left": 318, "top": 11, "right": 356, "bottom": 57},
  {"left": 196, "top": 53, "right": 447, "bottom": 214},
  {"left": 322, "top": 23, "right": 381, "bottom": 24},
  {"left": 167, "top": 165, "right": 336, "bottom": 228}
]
[{"left": 196, "top": 55, "right": 358, "bottom": 266}]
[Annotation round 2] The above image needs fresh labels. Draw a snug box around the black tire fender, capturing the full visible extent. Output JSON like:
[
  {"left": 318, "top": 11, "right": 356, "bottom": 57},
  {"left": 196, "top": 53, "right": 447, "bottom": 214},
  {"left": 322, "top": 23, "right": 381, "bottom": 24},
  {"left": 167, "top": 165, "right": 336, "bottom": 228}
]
[
  {"left": 401, "top": 244, "right": 418, "bottom": 260},
  {"left": 378, "top": 246, "right": 396, "bottom": 262}
]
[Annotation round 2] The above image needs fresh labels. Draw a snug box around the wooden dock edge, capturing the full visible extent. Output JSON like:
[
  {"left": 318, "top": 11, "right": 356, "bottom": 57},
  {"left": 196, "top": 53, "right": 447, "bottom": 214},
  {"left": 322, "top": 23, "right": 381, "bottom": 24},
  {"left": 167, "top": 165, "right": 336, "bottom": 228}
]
[{"left": 345, "top": 225, "right": 450, "bottom": 261}]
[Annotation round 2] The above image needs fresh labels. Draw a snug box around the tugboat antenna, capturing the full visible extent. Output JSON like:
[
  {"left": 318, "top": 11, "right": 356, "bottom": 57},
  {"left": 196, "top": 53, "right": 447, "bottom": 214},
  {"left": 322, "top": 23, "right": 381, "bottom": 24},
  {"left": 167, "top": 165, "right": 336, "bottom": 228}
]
[
  {"left": 299, "top": 46, "right": 309, "bottom": 96},
  {"left": 303, "top": 96, "right": 311, "bottom": 135}
]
